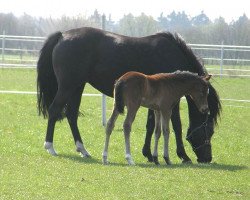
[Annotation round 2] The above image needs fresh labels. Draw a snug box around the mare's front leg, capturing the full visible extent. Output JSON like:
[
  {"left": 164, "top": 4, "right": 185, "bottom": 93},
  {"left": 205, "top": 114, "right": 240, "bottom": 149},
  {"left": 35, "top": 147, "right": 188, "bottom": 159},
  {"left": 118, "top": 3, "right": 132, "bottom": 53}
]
[
  {"left": 152, "top": 111, "right": 161, "bottom": 165},
  {"left": 66, "top": 85, "right": 91, "bottom": 158},
  {"left": 161, "top": 111, "right": 172, "bottom": 165},
  {"left": 171, "top": 103, "right": 192, "bottom": 163},
  {"left": 142, "top": 109, "right": 155, "bottom": 162}
]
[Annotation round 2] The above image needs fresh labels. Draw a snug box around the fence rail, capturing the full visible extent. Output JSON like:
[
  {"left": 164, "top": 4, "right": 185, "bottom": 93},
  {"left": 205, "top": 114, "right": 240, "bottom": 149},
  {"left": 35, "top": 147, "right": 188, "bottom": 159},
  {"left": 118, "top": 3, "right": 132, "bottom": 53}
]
[{"left": 1, "top": 33, "right": 250, "bottom": 77}]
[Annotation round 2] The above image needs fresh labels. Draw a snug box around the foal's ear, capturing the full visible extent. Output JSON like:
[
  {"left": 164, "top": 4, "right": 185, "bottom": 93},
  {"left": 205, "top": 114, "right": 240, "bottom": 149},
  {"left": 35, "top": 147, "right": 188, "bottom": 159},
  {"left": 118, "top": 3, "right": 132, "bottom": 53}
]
[{"left": 203, "top": 74, "right": 212, "bottom": 81}]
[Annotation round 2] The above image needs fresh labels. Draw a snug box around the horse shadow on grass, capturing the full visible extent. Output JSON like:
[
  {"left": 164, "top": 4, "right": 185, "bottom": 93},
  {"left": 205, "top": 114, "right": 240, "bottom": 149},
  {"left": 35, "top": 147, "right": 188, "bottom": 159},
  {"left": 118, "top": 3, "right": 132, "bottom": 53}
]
[
  {"left": 135, "top": 162, "right": 248, "bottom": 172},
  {"left": 59, "top": 154, "right": 248, "bottom": 172},
  {"left": 59, "top": 153, "right": 101, "bottom": 165}
]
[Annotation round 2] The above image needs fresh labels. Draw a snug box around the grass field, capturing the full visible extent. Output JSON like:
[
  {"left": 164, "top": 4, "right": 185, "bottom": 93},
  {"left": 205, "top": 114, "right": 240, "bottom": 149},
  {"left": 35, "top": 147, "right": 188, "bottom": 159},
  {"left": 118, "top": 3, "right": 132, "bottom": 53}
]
[{"left": 0, "top": 68, "right": 249, "bottom": 199}]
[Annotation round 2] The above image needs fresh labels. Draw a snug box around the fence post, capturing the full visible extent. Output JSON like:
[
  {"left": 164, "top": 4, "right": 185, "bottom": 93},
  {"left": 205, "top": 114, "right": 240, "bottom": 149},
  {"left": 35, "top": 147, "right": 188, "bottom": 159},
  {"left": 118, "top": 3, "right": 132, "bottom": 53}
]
[
  {"left": 220, "top": 41, "right": 224, "bottom": 78},
  {"left": 101, "top": 14, "right": 107, "bottom": 126},
  {"left": 1, "top": 30, "right": 5, "bottom": 62}
]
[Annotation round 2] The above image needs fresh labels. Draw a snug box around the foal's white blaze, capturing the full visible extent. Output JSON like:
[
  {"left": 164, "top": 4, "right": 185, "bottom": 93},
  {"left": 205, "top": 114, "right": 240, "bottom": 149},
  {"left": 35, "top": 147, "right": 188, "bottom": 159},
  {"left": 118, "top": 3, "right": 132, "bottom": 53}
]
[
  {"left": 76, "top": 141, "right": 91, "bottom": 158},
  {"left": 44, "top": 142, "right": 58, "bottom": 156}
]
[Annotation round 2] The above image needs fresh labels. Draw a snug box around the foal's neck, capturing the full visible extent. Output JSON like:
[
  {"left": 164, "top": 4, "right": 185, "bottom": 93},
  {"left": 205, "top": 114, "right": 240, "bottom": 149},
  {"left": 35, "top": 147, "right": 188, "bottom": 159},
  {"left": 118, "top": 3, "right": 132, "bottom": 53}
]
[{"left": 169, "top": 78, "right": 197, "bottom": 98}]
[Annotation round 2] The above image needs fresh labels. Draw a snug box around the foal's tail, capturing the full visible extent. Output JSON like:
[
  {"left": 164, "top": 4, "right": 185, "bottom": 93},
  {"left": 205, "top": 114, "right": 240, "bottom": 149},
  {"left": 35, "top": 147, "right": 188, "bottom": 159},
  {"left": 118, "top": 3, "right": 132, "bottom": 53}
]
[
  {"left": 37, "top": 31, "right": 62, "bottom": 118},
  {"left": 114, "top": 81, "right": 125, "bottom": 114}
]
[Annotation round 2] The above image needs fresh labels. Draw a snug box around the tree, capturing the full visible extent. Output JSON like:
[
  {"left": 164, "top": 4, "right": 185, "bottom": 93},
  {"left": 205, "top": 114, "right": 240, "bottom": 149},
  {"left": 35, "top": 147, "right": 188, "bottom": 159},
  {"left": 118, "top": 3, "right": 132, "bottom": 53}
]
[
  {"left": 166, "top": 11, "right": 191, "bottom": 32},
  {"left": 231, "top": 14, "right": 250, "bottom": 45},
  {"left": 191, "top": 11, "right": 211, "bottom": 26},
  {"left": 0, "top": 13, "right": 18, "bottom": 35},
  {"left": 118, "top": 13, "right": 158, "bottom": 37}
]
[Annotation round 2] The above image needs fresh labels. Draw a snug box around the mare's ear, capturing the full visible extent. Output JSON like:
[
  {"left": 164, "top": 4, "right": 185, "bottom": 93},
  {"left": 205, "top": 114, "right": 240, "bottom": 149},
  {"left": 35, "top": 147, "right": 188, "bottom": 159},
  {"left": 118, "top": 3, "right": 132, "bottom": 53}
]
[{"left": 203, "top": 74, "right": 212, "bottom": 81}]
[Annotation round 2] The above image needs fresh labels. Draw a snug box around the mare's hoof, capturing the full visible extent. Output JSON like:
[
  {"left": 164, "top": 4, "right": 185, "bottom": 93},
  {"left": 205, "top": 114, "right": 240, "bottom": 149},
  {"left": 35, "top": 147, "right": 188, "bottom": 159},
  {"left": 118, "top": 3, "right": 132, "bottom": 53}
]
[
  {"left": 163, "top": 157, "right": 172, "bottom": 165},
  {"left": 182, "top": 159, "right": 192, "bottom": 164},
  {"left": 152, "top": 156, "right": 160, "bottom": 165},
  {"left": 44, "top": 142, "right": 58, "bottom": 156},
  {"left": 142, "top": 146, "right": 153, "bottom": 162}
]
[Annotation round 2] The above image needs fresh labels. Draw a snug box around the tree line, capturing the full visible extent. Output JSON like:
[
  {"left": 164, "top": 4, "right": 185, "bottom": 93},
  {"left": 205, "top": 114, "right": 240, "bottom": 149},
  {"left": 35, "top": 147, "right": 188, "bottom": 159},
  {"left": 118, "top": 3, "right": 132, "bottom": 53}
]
[{"left": 0, "top": 10, "right": 250, "bottom": 45}]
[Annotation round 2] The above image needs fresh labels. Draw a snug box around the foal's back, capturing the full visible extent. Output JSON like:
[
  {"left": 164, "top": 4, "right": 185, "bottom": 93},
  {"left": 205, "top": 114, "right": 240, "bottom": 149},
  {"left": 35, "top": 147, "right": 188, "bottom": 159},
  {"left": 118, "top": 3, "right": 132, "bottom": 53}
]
[
  {"left": 116, "top": 71, "right": 147, "bottom": 105},
  {"left": 116, "top": 71, "right": 175, "bottom": 111}
]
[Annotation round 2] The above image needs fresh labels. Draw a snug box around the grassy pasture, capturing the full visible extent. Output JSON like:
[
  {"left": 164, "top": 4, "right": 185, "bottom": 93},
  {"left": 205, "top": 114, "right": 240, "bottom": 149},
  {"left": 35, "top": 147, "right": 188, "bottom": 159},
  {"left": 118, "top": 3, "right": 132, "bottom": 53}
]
[{"left": 0, "top": 68, "right": 249, "bottom": 199}]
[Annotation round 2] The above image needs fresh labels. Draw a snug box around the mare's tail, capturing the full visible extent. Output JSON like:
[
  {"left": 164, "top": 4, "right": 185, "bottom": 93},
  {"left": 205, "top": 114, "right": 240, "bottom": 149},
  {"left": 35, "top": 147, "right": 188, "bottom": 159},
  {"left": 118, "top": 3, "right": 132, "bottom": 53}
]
[
  {"left": 114, "top": 81, "right": 125, "bottom": 114},
  {"left": 37, "top": 31, "right": 62, "bottom": 118}
]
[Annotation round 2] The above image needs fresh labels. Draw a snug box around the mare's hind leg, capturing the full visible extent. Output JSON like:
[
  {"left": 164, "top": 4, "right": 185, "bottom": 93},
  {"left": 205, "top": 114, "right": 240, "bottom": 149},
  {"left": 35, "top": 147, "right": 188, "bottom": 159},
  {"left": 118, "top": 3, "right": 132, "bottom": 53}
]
[
  {"left": 142, "top": 109, "right": 155, "bottom": 162},
  {"left": 171, "top": 103, "right": 192, "bottom": 163},
  {"left": 44, "top": 88, "right": 72, "bottom": 156},
  {"left": 66, "top": 84, "right": 91, "bottom": 158},
  {"left": 152, "top": 111, "right": 161, "bottom": 165},
  {"left": 103, "top": 108, "right": 119, "bottom": 164}
]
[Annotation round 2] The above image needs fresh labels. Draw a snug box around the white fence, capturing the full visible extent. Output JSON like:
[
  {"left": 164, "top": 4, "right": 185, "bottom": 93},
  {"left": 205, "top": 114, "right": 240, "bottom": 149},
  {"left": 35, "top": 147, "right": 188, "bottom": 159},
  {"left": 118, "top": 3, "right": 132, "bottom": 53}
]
[{"left": 1, "top": 34, "right": 250, "bottom": 77}]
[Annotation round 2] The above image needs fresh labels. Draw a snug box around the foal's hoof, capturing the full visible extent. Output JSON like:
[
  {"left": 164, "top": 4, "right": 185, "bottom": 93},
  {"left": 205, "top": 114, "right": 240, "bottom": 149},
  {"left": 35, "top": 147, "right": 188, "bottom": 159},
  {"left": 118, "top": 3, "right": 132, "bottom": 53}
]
[
  {"left": 125, "top": 156, "right": 135, "bottom": 165},
  {"left": 103, "top": 156, "right": 109, "bottom": 165},
  {"left": 152, "top": 156, "right": 160, "bottom": 165},
  {"left": 163, "top": 157, "right": 172, "bottom": 165},
  {"left": 80, "top": 153, "right": 91, "bottom": 158}
]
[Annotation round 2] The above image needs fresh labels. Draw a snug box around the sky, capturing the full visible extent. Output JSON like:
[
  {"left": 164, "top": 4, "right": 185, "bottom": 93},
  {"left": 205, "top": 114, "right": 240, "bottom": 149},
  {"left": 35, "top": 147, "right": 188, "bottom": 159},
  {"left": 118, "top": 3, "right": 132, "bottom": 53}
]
[{"left": 0, "top": 0, "right": 249, "bottom": 23}]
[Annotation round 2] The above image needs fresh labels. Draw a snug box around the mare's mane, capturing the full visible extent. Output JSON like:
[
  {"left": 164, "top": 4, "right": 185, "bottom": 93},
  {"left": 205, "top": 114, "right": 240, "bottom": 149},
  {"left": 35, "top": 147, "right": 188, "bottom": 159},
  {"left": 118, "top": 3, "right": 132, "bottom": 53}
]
[
  {"left": 156, "top": 32, "right": 206, "bottom": 76},
  {"left": 155, "top": 33, "right": 221, "bottom": 124}
]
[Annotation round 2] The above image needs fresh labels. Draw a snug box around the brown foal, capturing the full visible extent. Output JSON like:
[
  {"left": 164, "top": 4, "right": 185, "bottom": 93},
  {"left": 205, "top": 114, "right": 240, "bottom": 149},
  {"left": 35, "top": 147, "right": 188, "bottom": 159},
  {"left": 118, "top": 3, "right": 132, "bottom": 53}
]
[{"left": 103, "top": 71, "right": 211, "bottom": 165}]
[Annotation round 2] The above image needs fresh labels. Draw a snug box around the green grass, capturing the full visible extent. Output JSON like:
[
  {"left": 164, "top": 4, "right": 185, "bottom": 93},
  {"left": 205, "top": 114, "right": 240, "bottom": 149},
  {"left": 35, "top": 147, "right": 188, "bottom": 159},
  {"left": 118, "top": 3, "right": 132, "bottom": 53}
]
[{"left": 0, "top": 68, "right": 249, "bottom": 199}]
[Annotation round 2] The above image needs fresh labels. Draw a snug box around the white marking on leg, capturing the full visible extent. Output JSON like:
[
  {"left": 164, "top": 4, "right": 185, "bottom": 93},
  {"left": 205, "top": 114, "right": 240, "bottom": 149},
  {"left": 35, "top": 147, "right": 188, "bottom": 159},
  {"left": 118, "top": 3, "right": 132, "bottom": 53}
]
[
  {"left": 102, "top": 151, "right": 108, "bottom": 165},
  {"left": 76, "top": 141, "right": 91, "bottom": 158},
  {"left": 161, "top": 113, "right": 172, "bottom": 165},
  {"left": 153, "top": 111, "right": 161, "bottom": 158},
  {"left": 44, "top": 142, "right": 58, "bottom": 156},
  {"left": 124, "top": 120, "right": 135, "bottom": 165},
  {"left": 125, "top": 154, "right": 135, "bottom": 165}
]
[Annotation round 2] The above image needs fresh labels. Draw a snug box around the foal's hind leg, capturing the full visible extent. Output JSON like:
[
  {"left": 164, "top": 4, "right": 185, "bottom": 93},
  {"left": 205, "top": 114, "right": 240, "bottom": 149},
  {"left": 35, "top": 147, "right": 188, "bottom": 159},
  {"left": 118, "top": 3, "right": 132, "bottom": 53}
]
[
  {"left": 44, "top": 88, "right": 72, "bottom": 156},
  {"left": 103, "top": 108, "right": 119, "bottom": 164},
  {"left": 123, "top": 106, "right": 139, "bottom": 165},
  {"left": 66, "top": 84, "right": 91, "bottom": 158}
]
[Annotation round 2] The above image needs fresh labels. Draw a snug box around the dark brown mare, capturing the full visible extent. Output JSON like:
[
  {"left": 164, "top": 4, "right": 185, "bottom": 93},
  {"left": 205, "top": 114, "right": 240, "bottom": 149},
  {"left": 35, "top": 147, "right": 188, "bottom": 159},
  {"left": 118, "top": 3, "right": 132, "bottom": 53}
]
[
  {"left": 103, "top": 71, "right": 211, "bottom": 165},
  {"left": 37, "top": 27, "right": 221, "bottom": 163}
]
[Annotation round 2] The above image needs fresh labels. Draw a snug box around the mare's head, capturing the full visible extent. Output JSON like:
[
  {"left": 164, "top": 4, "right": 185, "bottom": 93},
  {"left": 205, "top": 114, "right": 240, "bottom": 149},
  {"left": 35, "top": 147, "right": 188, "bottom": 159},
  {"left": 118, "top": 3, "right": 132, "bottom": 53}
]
[{"left": 187, "top": 74, "right": 215, "bottom": 163}]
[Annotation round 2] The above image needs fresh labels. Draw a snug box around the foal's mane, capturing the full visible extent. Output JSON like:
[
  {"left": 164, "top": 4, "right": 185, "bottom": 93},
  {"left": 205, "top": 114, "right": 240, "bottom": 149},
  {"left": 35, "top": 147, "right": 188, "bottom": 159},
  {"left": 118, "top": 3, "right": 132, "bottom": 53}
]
[{"left": 171, "top": 70, "right": 202, "bottom": 81}]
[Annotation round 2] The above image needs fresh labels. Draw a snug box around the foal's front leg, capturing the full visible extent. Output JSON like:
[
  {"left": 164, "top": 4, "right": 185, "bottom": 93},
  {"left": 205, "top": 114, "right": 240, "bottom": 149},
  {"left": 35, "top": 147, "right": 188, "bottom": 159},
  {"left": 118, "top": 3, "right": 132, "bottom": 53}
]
[
  {"left": 161, "top": 112, "right": 172, "bottom": 165},
  {"left": 152, "top": 111, "right": 161, "bottom": 165}
]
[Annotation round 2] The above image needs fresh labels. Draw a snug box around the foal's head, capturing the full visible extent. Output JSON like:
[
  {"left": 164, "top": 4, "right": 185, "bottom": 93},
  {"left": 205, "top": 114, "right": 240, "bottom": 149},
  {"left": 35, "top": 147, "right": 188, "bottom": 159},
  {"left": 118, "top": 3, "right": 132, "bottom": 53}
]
[{"left": 189, "top": 75, "right": 211, "bottom": 114}]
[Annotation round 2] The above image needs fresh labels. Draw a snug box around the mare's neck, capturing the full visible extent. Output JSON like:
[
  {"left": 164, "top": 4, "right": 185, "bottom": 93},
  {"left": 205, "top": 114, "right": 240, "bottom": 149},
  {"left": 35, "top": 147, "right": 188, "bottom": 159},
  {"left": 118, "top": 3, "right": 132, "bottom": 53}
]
[{"left": 186, "top": 95, "right": 208, "bottom": 127}]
